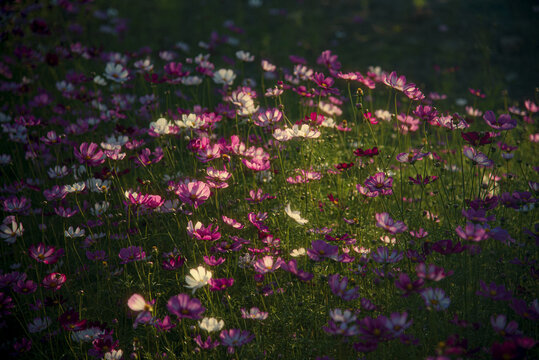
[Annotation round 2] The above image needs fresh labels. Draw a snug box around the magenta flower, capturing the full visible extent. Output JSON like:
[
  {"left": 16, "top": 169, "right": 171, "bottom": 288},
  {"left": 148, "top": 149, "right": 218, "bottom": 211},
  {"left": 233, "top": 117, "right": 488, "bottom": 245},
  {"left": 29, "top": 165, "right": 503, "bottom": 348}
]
[
  {"left": 13, "top": 278, "right": 37, "bottom": 294},
  {"left": 455, "top": 222, "right": 489, "bottom": 242},
  {"left": 167, "top": 293, "right": 205, "bottom": 320},
  {"left": 118, "top": 246, "right": 146, "bottom": 264},
  {"left": 371, "top": 247, "right": 403, "bottom": 264},
  {"left": 73, "top": 142, "right": 105, "bottom": 166},
  {"left": 0, "top": 292, "right": 15, "bottom": 316},
  {"left": 328, "top": 274, "right": 360, "bottom": 301},
  {"left": 394, "top": 273, "right": 424, "bottom": 296},
  {"left": 415, "top": 263, "right": 453, "bottom": 281},
  {"left": 203, "top": 255, "right": 226, "bottom": 266},
  {"left": 28, "top": 243, "right": 65, "bottom": 264},
  {"left": 383, "top": 71, "right": 406, "bottom": 91},
  {"left": 208, "top": 278, "right": 234, "bottom": 291},
  {"left": 219, "top": 329, "right": 254, "bottom": 354},
  {"left": 193, "top": 334, "right": 220, "bottom": 350},
  {"left": 375, "top": 213, "right": 408, "bottom": 234},
  {"left": 483, "top": 110, "right": 516, "bottom": 130},
  {"left": 41, "top": 272, "right": 66, "bottom": 291},
  {"left": 193, "top": 223, "right": 221, "bottom": 242},
  {"left": 176, "top": 180, "right": 211, "bottom": 208},
  {"left": 135, "top": 147, "right": 164, "bottom": 166},
  {"left": 463, "top": 146, "right": 494, "bottom": 167}
]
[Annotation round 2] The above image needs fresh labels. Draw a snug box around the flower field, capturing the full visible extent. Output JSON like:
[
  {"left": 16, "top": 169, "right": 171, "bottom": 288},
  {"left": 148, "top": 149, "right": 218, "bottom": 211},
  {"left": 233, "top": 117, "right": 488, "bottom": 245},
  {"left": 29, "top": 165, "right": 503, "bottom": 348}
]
[{"left": 0, "top": 1, "right": 537, "bottom": 359}]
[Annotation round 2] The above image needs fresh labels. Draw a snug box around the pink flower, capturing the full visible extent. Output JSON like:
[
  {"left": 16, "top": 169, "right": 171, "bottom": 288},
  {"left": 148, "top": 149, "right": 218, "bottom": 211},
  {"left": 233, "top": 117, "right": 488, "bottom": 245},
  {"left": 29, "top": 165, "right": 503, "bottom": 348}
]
[
  {"left": 73, "top": 142, "right": 104, "bottom": 166},
  {"left": 383, "top": 71, "right": 406, "bottom": 91},
  {"left": 455, "top": 222, "right": 489, "bottom": 242},
  {"left": 375, "top": 213, "right": 408, "bottom": 234},
  {"left": 28, "top": 243, "right": 64, "bottom": 264},
  {"left": 176, "top": 180, "right": 211, "bottom": 208},
  {"left": 253, "top": 255, "right": 284, "bottom": 274}
]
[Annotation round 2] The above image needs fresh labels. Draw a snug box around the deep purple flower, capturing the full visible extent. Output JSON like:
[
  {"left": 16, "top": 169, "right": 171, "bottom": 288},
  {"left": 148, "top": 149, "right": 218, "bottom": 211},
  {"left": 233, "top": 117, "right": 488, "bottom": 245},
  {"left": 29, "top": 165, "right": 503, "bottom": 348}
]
[
  {"left": 509, "top": 299, "right": 539, "bottom": 320},
  {"left": 219, "top": 329, "right": 254, "bottom": 354},
  {"left": 280, "top": 259, "right": 314, "bottom": 281},
  {"left": 394, "top": 273, "right": 424, "bottom": 296},
  {"left": 357, "top": 315, "right": 391, "bottom": 342},
  {"left": 328, "top": 274, "right": 360, "bottom": 301},
  {"left": 167, "top": 293, "right": 205, "bottom": 320},
  {"left": 463, "top": 146, "right": 494, "bottom": 167},
  {"left": 462, "top": 208, "right": 495, "bottom": 223},
  {"left": 371, "top": 246, "right": 403, "bottom": 264},
  {"left": 483, "top": 110, "right": 517, "bottom": 130},
  {"left": 307, "top": 240, "right": 339, "bottom": 261},
  {"left": 476, "top": 280, "right": 513, "bottom": 301},
  {"left": 118, "top": 246, "right": 146, "bottom": 264}
]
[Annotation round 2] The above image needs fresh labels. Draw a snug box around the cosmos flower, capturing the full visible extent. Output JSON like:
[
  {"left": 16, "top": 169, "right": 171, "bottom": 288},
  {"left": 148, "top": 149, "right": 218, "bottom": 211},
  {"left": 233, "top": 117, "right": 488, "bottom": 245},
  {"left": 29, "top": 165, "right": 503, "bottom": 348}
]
[
  {"left": 185, "top": 266, "right": 212, "bottom": 294},
  {"left": 198, "top": 317, "right": 224, "bottom": 332},
  {"left": 167, "top": 293, "right": 205, "bottom": 320},
  {"left": 284, "top": 203, "right": 309, "bottom": 224}
]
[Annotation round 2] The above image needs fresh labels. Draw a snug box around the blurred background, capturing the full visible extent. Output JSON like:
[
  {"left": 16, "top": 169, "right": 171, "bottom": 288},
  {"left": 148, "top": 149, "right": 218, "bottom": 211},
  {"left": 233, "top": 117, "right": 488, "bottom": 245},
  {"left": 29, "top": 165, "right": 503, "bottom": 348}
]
[{"left": 102, "top": 0, "right": 539, "bottom": 100}]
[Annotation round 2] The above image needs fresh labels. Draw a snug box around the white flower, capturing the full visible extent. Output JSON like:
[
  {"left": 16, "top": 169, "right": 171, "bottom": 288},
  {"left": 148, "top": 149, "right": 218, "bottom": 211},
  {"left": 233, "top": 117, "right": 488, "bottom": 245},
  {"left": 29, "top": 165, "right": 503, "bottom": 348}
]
[
  {"left": 64, "top": 182, "right": 86, "bottom": 193},
  {"left": 28, "top": 317, "right": 51, "bottom": 333},
  {"left": 93, "top": 75, "right": 107, "bottom": 86},
  {"left": 285, "top": 203, "right": 309, "bottom": 225},
  {"left": 0, "top": 154, "right": 11, "bottom": 165},
  {"left": 273, "top": 128, "right": 293, "bottom": 142},
  {"left": 87, "top": 178, "right": 111, "bottom": 193},
  {"left": 149, "top": 117, "right": 172, "bottom": 135},
  {"left": 0, "top": 218, "right": 23, "bottom": 244},
  {"left": 213, "top": 69, "right": 236, "bottom": 86},
  {"left": 104, "top": 62, "right": 129, "bottom": 83},
  {"left": 185, "top": 266, "right": 212, "bottom": 294},
  {"left": 290, "top": 248, "right": 306, "bottom": 257},
  {"left": 71, "top": 326, "right": 105, "bottom": 343},
  {"left": 182, "top": 76, "right": 203, "bottom": 86},
  {"left": 236, "top": 50, "right": 254, "bottom": 62},
  {"left": 198, "top": 317, "right": 224, "bottom": 332},
  {"left": 104, "top": 349, "right": 123, "bottom": 360},
  {"left": 374, "top": 109, "right": 392, "bottom": 122},
  {"left": 64, "top": 226, "right": 85, "bottom": 239}
]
